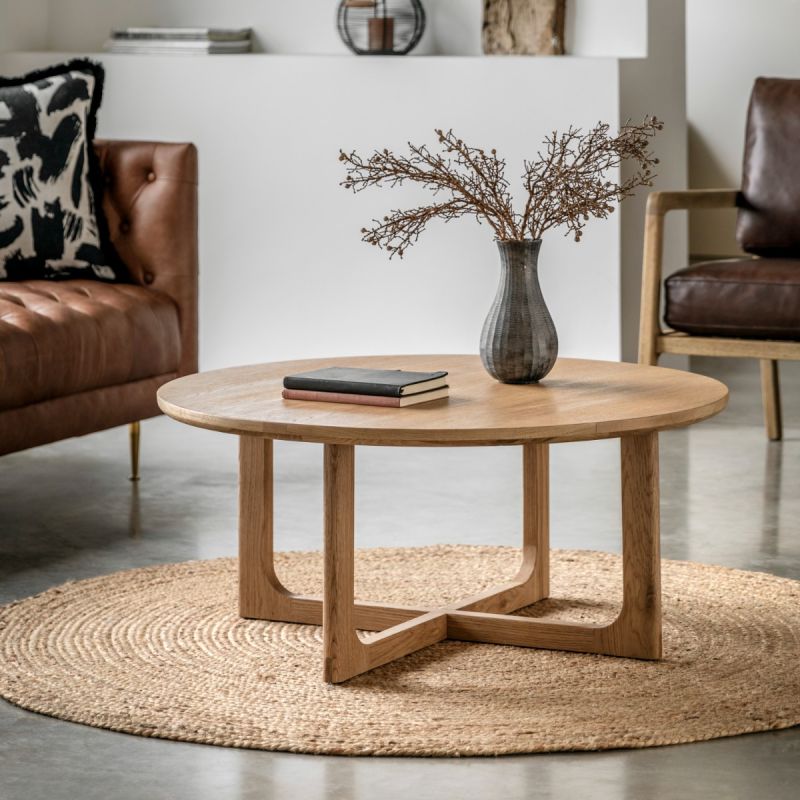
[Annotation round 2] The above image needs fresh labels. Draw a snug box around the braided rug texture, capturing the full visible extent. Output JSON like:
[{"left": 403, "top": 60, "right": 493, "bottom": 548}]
[{"left": 0, "top": 546, "right": 798, "bottom": 756}]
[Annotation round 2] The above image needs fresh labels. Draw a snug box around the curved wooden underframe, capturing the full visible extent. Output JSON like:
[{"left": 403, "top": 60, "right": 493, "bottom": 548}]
[{"left": 238, "top": 435, "right": 661, "bottom": 684}]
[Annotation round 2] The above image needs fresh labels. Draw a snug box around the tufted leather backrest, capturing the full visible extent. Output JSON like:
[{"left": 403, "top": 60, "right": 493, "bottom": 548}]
[
  {"left": 737, "top": 78, "right": 800, "bottom": 257},
  {"left": 94, "top": 140, "right": 198, "bottom": 376}
]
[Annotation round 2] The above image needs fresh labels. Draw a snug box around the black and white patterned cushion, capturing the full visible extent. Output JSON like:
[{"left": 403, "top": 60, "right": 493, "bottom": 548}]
[{"left": 0, "top": 60, "right": 122, "bottom": 282}]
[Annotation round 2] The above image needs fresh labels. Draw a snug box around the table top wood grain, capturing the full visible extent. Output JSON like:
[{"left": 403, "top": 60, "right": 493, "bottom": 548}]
[{"left": 157, "top": 355, "right": 728, "bottom": 446}]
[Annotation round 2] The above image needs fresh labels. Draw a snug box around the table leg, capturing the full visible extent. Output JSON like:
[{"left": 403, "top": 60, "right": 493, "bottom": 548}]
[
  {"left": 447, "top": 442, "right": 550, "bottom": 615},
  {"left": 239, "top": 436, "right": 283, "bottom": 618},
  {"left": 238, "top": 435, "right": 431, "bottom": 628},
  {"left": 238, "top": 436, "right": 271, "bottom": 617},
  {"left": 322, "top": 444, "right": 364, "bottom": 682},
  {"left": 521, "top": 441, "right": 550, "bottom": 602},
  {"left": 602, "top": 431, "right": 662, "bottom": 658},
  {"left": 446, "top": 432, "right": 662, "bottom": 661},
  {"left": 323, "top": 443, "right": 448, "bottom": 683}
]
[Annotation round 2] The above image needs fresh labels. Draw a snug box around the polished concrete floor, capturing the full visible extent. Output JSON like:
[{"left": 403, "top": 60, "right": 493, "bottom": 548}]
[{"left": 1, "top": 357, "right": 798, "bottom": 800}]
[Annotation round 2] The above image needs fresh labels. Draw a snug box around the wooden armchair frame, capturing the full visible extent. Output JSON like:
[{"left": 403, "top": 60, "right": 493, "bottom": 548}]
[{"left": 638, "top": 189, "right": 800, "bottom": 441}]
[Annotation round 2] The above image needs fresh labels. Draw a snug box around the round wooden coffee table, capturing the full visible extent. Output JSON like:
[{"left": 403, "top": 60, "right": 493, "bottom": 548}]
[{"left": 158, "top": 355, "right": 728, "bottom": 683}]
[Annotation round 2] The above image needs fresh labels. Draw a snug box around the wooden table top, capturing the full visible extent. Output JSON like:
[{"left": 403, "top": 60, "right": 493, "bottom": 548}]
[{"left": 157, "top": 355, "right": 728, "bottom": 447}]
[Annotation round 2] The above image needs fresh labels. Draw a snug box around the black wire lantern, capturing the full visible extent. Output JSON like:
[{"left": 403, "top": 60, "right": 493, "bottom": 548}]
[{"left": 337, "top": 0, "right": 426, "bottom": 56}]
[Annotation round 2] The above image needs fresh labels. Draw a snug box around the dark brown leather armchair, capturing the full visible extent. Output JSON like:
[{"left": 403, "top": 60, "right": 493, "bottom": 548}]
[
  {"left": 0, "top": 140, "right": 198, "bottom": 475},
  {"left": 639, "top": 78, "right": 800, "bottom": 440}
]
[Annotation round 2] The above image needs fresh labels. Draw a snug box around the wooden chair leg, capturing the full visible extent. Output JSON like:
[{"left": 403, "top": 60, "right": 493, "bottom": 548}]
[
  {"left": 760, "top": 359, "right": 783, "bottom": 441},
  {"left": 637, "top": 195, "right": 666, "bottom": 366},
  {"left": 129, "top": 421, "right": 140, "bottom": 481}
]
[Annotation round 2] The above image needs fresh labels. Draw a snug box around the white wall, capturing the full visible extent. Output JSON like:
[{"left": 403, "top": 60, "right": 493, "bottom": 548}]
[
  {"left": 687, "top": 0, "right": 800, "bottom": 257},
  {"left": 0, "top": 0, "right": 48, "bottom": 52},
  {"left": 39, "top": 0, "right": 646, "bottom": 57},
  {"left": 567, "top": 0, "right": 646, "bottom": 57},
  {"left": 1, "top": 52, "right": 628, "bottom": 368}
]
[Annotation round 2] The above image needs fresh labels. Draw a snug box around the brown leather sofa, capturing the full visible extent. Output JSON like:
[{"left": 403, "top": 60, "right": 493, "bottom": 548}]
[
  {"left": 0, "top": 140, "right": 198, "bottom": 473},
  {"left": 639, "top": 77, "right": 800, "bottom": 440}
]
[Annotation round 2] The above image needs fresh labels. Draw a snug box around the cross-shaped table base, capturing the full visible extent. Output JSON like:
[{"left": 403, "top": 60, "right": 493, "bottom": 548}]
[{"left": 238, "top": 435, "right": 662, "bottom": 684}]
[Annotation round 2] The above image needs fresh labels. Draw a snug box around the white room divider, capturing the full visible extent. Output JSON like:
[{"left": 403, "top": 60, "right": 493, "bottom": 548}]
[{"left": 0, "top": 0, "right": 685, "bottom": 368}]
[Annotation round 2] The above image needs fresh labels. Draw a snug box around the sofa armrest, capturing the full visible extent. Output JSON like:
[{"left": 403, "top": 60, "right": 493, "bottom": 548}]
[{"left": 94, "top": 140, "right": 199, "bottom": 377}]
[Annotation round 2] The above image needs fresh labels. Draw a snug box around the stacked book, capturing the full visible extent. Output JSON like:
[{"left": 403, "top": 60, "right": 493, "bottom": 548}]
[
  {"left": 105, "top": 27, "right": 252, "bottom": 55},
  {"left": 282, "top": 367, "right": 449, "bottom": 407}
]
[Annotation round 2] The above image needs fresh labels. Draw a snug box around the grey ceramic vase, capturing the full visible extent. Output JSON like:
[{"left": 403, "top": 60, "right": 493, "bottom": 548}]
[{"left": 480, "top": 239, "right": 558, "bottom": 384}]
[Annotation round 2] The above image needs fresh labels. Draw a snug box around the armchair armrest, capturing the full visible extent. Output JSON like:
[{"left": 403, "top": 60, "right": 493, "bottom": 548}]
[
  {"left": 638, "top": 189, "right": 740, "bottom": 364},
  {"left": 94, "top": 140, "right": 199, "bottom": 377},
  {"left": 646, "top": 189, "right": 740, "bottom": 215}
]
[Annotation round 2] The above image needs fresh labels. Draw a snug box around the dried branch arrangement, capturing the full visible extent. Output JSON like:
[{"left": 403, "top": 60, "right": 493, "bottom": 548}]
[{"left": 339, "top": 118, "right": 662, "bottom": 257}]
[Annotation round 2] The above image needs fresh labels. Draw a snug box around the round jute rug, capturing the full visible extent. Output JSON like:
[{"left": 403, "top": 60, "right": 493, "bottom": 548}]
[{"left": 0, "top": 546, "right": 798, "bottom": 756}]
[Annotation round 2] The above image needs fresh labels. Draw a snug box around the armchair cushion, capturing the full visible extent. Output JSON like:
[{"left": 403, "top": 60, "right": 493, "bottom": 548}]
[
  {"left": 0, "top": 60, "right": 124, "bottom": 283},
  {"left": 664, "top": 258, "right": 800, "bottom": 340},
  {"left": 0, "top": 279, "right": 180, "bottom": 412}
]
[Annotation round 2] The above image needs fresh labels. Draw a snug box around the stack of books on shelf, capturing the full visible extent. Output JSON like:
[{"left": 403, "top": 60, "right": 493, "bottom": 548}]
[
  {"left": 105, "top": 27, "right": 252, "bottom": 55},
  {"left": 282, "top": 367, "right": 449, "bottom": 407}
]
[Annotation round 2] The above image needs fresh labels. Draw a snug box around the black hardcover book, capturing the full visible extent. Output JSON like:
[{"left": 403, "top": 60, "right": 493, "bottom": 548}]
[{"left": 283, "top": 367, "right": 448, "bottom": 398}]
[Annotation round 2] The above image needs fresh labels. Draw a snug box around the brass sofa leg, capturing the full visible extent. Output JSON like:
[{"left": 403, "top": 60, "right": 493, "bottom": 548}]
[
  {"left": 759, "top": 360, "right": 782, "bottom": 442},
  {"left": 129, "top": 421, "right": 141, "bottom": 481}
]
